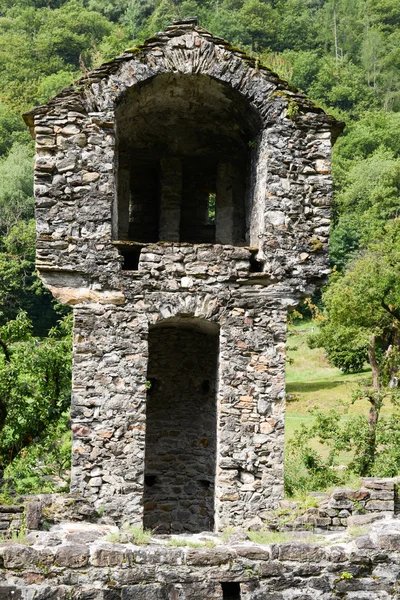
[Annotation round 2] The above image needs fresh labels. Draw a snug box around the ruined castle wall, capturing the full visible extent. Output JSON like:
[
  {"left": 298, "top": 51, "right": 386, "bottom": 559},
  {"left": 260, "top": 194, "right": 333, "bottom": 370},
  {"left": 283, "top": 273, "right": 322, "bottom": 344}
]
[{"left": 1, "top": 526, "right": 400, "bottom": 600}]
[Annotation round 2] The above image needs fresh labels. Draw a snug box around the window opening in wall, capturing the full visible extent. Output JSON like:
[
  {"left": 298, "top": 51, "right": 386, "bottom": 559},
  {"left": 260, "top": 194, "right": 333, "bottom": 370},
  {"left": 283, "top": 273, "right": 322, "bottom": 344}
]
[
  {"left": 208, "top": 193, "right": 216, "bottom": 224},
  {"left": 115, "top": 73, "right": 261, "bottom": 246},
  {"left": 143, "top": 319, "right": 219, "bottom": 533},
  {"left": 249, "top": 250, "right": 263, "bottom": 273},
  {"left": 221, "top": 582, "right": 241, "bottom": 600},
  {"left": 144, "top": 475, "right": 157, "bottom": 487},
  {"left": 119, "top": 246, "right": 142, "bottom": 270}
]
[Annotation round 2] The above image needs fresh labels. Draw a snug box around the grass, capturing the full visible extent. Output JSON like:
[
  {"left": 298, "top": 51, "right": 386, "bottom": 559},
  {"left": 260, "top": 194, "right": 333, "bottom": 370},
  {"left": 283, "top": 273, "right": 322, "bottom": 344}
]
[
  {"left": 0, "top": 526, "right": 28, "bottom": 545},
  {"left": 348, "top": 525, "right": 368, "bottom": 538},
  {"left": 285, "top": 321, "right": 376, "bottom": 465},
  {"left": 168, "top": 537, "right": 216, "bottom": 548},
  {"left": 247, "top": 529, "right": 319, "bottom": 545},
  {"left": 106, "top": 525, "right": 152, "bottom": 545},
  {"left": 286, "top": 321, "right": 372, "bottom": 416}
]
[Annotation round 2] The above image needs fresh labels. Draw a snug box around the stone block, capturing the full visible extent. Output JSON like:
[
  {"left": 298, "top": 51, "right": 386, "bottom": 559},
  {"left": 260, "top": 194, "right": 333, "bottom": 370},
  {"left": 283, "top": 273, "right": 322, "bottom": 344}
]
[
  {"left": 368, "top": 490, "right": 394, "bottom": 501},
  {"left": 55, "top": 545, "right": 90, "bottom": 568},
  {"left": 71, "top": 590, "right": 104, "bottom": 600},
  {"left": 129, "top": 547, "right": 184, "bottom": 566},
  {"left": 234, "top": 545, "right": 270, "bottom": 560},
  {"left": 361, "top": 478, "right": 395, "bottom": 491},
  {"left": 332, "top": 488, "right": 370, "bottom": 501},
  {"left": 2, "top": 544, "right": 37, "bottom": 568},
  {"left": 0, "top": 514, "right": 12, "bottom": 521},
  {"left": 277, "top": 542, "right": 325, "bottom": 562},
  {"left": 0, "top": 588, "right": 22, "bottom": 600},
  {"left": 38, "top": 548, "right": 56, "bottom": 566},
  {"left": 91, "top": 545, "right": 125, "bottom": 566},
  {"left": 365, "top": 501, "right": 394, "bottom": 512},
  {"left": 26, "top": 500, "right": 42, "bottom": 530},
  {"left": 259, "top": 560, "right": 285, "bottom": 577},
  {"left": 0, "top": 506, "right": 23, "bottom": 514},
  {"left": 186, "top": 547, "right": 235, "bottom": 566},
  {"left": 23, "top": 572, "right": 45, "bottom": 585},
  {"left": 328, "top": 499, "right": 353, "bottom": 510},
  {"left": 31, "top": 587, "right": 67, "bottom": 600},
  {"left": 326, "top": 546, "right": 347, "bottom": 562},
  {"left": 377, "top": 533, "right": 400, "bottom": 551},
  {"left": 347, "top": 513, "right": 388, "bottom": 527},
  {"left": 121, "top": 585, "right": 167, "bottom": 600},
  {"left": 355, "top": 535, "right": 377, "bottom": 550}
]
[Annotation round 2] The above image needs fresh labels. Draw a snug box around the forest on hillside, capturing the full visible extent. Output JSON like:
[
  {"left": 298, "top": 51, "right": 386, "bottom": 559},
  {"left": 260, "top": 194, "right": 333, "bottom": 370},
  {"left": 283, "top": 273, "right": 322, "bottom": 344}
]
[{"left": 0, "top": 0, "right": 399, "bottom": 496}]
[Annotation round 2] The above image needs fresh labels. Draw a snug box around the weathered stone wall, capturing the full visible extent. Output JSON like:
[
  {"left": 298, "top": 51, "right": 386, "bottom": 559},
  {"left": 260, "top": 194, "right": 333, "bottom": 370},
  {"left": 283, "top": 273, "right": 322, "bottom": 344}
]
[
  {"left": 286, "top": 478, "right": 400, "bottom": 531},
  {"left": 1, "top": 521, "right": 400, "bottom": 599},
  {"left": 70, "top": 292, "right": 287, "bottom": 529},
  {"left": 24, "top": 19, "right": 342, "bottom": 529}
]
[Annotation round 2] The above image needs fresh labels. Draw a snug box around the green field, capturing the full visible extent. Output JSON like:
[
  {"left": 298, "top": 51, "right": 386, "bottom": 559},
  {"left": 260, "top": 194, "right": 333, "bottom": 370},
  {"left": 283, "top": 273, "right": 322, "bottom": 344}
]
[{"left": 285, "top": 321, "right": 374, "bottom": 463}]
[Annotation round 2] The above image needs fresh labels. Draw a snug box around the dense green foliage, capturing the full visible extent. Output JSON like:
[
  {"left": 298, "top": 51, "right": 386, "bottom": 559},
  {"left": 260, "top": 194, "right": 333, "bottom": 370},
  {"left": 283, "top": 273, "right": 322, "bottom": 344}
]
[
  {"left": 0, "top": 312, "right": 72, "bottom": 492},
  {"left": 0, "top": 0, "right": 399, "bottom": 493}
]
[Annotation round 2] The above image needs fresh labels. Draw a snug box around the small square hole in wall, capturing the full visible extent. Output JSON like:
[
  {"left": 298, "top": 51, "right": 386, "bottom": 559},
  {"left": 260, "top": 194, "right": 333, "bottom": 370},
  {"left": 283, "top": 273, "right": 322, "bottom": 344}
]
[
  {"left": 119, "top": 246, "right": 142, "bottom": 270},
  {"left": 249, "top": 251, "right": 263, "bottom": 273},
  {"left": 144, "top": 475, "right": 157, "bottom": 487},
  {"left": 221, "top": 582, "right": 241, "bottom": 600}
]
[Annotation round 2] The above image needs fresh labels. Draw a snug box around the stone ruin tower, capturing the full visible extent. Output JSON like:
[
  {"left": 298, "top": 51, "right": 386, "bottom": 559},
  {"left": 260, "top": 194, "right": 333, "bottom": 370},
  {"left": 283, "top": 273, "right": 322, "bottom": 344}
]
[{"left": 24, "top": 19, "right": 342, "bottom": 533}]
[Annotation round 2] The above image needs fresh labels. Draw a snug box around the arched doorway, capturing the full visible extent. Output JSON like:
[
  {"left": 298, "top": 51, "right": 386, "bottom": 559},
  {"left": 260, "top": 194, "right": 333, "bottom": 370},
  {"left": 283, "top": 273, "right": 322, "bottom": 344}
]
[{"left": 143, "top": 318, "right": 219, "bottom": 533}]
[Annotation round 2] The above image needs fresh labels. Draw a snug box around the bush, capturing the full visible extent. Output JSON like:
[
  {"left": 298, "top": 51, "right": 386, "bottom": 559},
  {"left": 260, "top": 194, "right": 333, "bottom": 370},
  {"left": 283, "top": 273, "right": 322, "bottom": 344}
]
[
  {"left": 286, "top": 397, "right": 400, "bottom": 496},
  {"left": 0, "top": 312, "right": 72, "bottom": 487},
  {"left": 4, "top": 412, "right": 71, "bottom": 494}
]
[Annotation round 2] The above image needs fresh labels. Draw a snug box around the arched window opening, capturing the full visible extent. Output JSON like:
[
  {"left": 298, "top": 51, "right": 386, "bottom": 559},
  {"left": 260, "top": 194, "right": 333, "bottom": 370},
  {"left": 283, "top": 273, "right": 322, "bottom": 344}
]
[
  {"left": 115, "top": 73, "right": 261, "bottom": 246},
  {"left": 143, "top": 318, "right": 219, "bottom": 533}
]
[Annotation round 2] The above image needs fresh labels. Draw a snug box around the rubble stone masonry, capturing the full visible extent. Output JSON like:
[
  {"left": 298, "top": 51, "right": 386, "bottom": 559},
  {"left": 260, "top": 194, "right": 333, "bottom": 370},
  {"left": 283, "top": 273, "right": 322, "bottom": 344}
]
[{"left": 24, "top": 18, "right": 343, "bottom": 531}]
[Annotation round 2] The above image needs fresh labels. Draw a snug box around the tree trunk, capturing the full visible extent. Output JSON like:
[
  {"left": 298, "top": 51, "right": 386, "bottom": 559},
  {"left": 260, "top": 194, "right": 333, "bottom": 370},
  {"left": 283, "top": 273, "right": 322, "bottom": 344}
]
[
  {"left": 360, "top": 336, "right": 382, "bottom": 475},
  {"left": 368, "top": 335, "right": 380, "bottom": 390},
  {"left": 360, "top": 396, "right": 380, "bottom": 476},
  {"left": 333, "top": 7, "right": 339, "bottom": 64}
]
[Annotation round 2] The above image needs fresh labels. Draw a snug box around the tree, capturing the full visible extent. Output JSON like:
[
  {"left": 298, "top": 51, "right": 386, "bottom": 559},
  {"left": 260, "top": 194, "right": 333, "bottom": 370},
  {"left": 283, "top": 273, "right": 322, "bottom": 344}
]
[
  {"left": 308, "top": 220, "right": 400, "bottom": 473},
  {"left": 311, "top": 219, "right": 400, "bottom": 376},
  {"left": 0, "top": 143, "right": 34, "bottom": 233},
  {"left": 0, "top": 220, "right": 65, "bottom": 335},
  {"left": 0, "top": 312, "right": 72, "bottom": 483},
  {"left": 0, "top": 102, "right": 30, "bottom": 157}
]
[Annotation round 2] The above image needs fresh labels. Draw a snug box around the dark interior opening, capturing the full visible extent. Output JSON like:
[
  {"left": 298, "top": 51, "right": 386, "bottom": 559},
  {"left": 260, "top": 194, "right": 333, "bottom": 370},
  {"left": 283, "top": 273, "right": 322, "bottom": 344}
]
[
  {"left": 249, "top": 250, "right": 263, "bottom": 273},
  {"left": 119, "top": 245, "right": 142, "bottom": 270},
  {"left": 115, "top": 73, "right": 261, "bottom": 245},
  {"left": 143, "top": 318, "right": 219, "bottom": 533},
  {"left": 144, "top": 475, "right": 157, "bottom": 488},
  {"left": 222, "top": 582, "right": 241, "bottom": 600}
]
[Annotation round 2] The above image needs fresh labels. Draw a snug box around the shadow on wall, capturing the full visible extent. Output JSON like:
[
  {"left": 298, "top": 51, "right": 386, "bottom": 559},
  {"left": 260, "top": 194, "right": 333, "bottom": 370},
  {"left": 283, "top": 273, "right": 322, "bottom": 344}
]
[
  {"left": 143, "top": 317, "right": 220, "bottom": 534},
  {"left": 114, "top": 73, "right": 262, "bottom": 247}
]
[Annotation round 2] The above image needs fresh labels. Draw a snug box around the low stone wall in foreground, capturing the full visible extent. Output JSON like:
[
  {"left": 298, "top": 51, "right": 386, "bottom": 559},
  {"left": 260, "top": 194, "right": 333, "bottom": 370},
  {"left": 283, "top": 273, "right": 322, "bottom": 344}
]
[
  {"left": 1, "top": 518, "right": 400, "bottom": 599},
  {"left": 285, "top": 477, "right": 399, "bottom": 531}
]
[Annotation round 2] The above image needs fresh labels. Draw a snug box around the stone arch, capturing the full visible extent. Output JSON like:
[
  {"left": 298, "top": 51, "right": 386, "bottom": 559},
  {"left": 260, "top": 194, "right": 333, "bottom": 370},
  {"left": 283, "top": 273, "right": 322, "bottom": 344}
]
[
  {"left": 113, "top": 72, "right": 263, "bottom": 247},
  {"left": 143, "top": 316, "right": 220, "bottom": 533}
]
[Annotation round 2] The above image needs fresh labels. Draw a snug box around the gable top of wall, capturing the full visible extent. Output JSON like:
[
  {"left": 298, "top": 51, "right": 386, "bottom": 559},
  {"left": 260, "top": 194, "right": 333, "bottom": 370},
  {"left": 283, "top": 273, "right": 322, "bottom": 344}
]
[{"left": 23, "top": 18, "right": 344, "bottom": 142}]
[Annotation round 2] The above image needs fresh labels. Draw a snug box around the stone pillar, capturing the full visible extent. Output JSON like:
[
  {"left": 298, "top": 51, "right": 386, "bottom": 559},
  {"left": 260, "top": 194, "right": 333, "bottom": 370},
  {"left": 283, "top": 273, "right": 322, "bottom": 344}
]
[
  {"left": 215, "top": 301, "right": 286, "bottom": 531},
  {"left": 70, "top": 305, "right": 149, "bottom": 525},
  {"left": 159, "top": 157, "right": 182, "bottom": 241},
  {"left": 116, "top": 166, "right": 130, "bottom": 240},
  {"left": 216, "top": 162, "right": 235, "bottom": 245}
]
